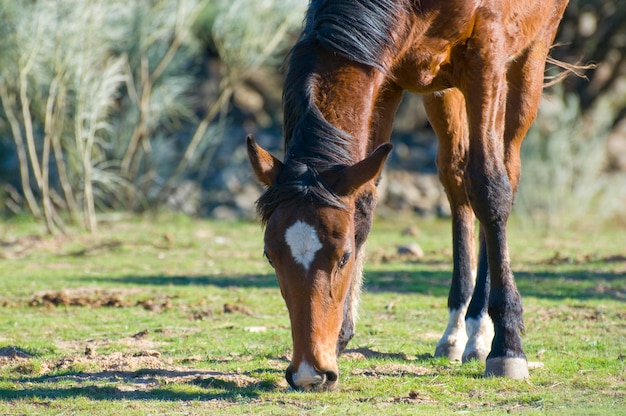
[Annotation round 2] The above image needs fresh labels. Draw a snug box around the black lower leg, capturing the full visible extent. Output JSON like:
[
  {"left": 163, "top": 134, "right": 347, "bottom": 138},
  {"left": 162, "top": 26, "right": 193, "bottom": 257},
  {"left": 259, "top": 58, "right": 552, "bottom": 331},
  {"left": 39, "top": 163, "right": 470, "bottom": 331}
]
[
  {"left": 483, "top": 223, "right": 525, "bottom": 360},
  {"left": 487, "top": 281, "right": 525, "bottom": 359},
  {"left": 447, "top": 210, "right": 476, "bottom": 311},
  {"left": 467, "top": 229, "right": 489, "bottom": 320},
  {"left": 465, "top": 160, "right": 528, "bottom": 377}
]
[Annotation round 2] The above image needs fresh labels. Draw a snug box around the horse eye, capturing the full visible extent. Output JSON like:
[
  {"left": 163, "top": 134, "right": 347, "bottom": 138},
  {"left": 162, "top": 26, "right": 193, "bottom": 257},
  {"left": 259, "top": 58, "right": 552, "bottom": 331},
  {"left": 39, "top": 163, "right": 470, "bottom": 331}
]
[
  {"left": 263, "top": 250, "right": 274, "bottom": 267},
  {"left": 338, "top": 252, "right": 351, "bottom": 268}
]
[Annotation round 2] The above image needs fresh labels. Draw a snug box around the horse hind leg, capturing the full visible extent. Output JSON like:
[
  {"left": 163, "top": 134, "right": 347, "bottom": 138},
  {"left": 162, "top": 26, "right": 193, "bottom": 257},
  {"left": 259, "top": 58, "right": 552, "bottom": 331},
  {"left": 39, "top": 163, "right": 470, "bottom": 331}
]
[{"left": 424, "top": 89, "right": 477, "bottom": 362}]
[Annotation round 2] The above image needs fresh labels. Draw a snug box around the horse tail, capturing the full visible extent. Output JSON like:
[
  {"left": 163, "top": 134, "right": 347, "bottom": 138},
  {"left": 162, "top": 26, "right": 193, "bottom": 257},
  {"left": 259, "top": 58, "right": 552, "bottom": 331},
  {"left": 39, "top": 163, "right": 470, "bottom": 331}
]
[{"left": 544, "top": 45, "right": 596, "bottom": 88}]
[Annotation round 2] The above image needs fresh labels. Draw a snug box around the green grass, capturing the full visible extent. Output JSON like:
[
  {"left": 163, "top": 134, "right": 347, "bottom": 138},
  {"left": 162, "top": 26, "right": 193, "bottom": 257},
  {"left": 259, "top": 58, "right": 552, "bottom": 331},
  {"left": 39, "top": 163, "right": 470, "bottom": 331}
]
[{"left": 0, "top": 213, "right": 624, "bottom": 414}]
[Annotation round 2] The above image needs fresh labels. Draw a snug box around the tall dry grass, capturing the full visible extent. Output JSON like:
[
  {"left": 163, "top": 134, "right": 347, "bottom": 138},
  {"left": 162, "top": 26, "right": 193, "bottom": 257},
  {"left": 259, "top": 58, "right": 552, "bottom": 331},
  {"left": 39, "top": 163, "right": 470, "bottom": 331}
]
[{"left": 0, "top": 0, "right": 307, "bottom": 232}]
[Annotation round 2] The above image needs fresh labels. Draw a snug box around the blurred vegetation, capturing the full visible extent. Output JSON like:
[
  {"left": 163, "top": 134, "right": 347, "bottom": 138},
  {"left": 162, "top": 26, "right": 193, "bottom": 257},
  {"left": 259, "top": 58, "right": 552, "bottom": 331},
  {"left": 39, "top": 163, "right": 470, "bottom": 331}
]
[
  {"left": 0, "top": 0, "right": 306, "bottom": 232},
  {"left": 0, "top": 0, "right": 624, "bottom": 232},
  {"left": 517, "top": 0, "right": 626, "bottom": 226},
  {"left": 0, "top": 0, "right": 208, "bottom": 233}
]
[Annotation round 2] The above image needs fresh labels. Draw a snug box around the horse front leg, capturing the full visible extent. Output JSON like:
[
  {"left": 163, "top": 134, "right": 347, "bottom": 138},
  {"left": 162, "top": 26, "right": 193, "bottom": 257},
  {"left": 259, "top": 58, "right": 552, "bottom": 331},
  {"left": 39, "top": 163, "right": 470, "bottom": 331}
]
[
  {"left": 464, "top": 38, "right": 556, "bottom": 372},
  {"left": 462, "top": 32, "right": 528, "bottom": 380},
  {"left": 464, "top": 143, "right": 528, "bottom": 379}
]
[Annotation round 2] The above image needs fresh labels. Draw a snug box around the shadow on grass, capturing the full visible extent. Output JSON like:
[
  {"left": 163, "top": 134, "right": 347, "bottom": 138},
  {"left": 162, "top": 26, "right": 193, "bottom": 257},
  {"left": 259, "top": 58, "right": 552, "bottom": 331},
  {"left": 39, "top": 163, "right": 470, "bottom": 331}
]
[
  {"left": 83, "top": 273, "right": 280, "bottom": 289},
  {"left": 0, "top": 353, "right": 459, "bottom": 403},
  {"left": 344, "top": 346, "right": 433, "bottom": 362},
  {"left": 82, "top": 264, "right": 625, "bottom": 302},
  {"left": 0, "top": 368, "right": 283, "bottom": 402},
  {"left": 364, "top": 269, "right": 625, "bottom": 302}
]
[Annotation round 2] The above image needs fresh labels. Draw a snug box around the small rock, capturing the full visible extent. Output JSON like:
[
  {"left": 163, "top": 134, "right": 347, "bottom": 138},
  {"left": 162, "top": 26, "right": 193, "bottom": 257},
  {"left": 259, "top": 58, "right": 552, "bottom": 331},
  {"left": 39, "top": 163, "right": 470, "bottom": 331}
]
[
  {"left": 191, "top": 310, "right": 214, "bottom": 321},
  {"left": 401, "top": 226, "right": 420, "bottom": 237},
  {"left": 244, "top": 326, "right": 267, "bottom": 333},
  {"left": 223, "top": 303, "right": 254, "bottom": 316},
  {"left": 132, "top": 329, "right": 149, "bottom": 339},
  {"left": 85, "top": 345, "right": 97, "bottom": 357},
  {"left": 397, "top": 243, "right": 424, "bottom": 259}
]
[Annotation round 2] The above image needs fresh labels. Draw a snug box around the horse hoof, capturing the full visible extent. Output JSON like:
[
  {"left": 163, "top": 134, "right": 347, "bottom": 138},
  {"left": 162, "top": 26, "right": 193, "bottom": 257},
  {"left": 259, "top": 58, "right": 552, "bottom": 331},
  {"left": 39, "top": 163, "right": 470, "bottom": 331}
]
[
  {"left": 484, "top": 357, "right": 529, "bottom": 379},
  {"left": 434, "top": 343, "right": 464, "bottom": 362},
  {"left": 462, "top": 348, "right": 489, "bottom": 364}
]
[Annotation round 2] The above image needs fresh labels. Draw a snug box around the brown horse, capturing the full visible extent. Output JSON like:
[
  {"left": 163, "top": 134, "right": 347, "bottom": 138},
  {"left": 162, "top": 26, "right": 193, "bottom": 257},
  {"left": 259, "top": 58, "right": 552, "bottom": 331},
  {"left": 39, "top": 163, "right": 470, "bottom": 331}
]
[{"left": 247, "top": 0, "right": 569, "bottom": 391}]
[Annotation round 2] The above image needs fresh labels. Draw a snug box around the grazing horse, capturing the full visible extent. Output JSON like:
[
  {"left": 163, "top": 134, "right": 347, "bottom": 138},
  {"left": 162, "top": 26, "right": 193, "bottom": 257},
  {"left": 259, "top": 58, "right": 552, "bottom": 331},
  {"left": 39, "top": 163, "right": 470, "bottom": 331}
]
[{"left": 247, "top": 0, "right": 569, "bottom": 391}]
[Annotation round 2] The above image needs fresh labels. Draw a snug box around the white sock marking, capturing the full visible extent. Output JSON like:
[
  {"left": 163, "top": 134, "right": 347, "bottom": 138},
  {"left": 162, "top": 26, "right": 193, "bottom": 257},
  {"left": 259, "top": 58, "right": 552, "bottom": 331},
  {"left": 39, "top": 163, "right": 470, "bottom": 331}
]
[
  {"left": 285, "top": 220, "right": 322, "bottom": 272},
  {"left": 436, "top": 306, "right": 469, "bottom": 360},
  {"left": 463, "top": 313, "right": 494, "bottom": 361}
]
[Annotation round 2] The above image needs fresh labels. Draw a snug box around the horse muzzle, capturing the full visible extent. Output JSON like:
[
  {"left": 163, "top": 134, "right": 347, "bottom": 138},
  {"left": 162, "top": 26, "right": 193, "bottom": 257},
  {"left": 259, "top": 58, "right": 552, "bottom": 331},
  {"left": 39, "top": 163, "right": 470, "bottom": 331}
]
[{"left": 285, "top": 362, "right": 339, "bottom": 391}]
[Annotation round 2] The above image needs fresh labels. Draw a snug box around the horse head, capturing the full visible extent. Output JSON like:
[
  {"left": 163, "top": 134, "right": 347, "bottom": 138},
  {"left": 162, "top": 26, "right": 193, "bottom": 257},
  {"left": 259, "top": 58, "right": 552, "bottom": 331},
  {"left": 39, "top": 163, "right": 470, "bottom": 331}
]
[{"left": 247, "top": 135, "right": 391, "bottom": 390}]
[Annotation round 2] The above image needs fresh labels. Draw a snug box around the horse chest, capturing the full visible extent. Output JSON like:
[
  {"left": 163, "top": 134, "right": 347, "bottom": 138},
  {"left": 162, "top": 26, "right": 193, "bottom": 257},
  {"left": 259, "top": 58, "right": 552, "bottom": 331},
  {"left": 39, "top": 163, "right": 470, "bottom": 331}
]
[{"left": 393, "top": 47, "right": 457, "bottom": 93}]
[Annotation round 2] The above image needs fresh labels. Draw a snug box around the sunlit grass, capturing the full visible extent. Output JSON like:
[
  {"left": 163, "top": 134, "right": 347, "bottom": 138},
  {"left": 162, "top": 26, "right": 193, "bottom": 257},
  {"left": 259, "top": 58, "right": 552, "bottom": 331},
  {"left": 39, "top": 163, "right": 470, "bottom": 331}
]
[{"left": 0, "top": 213, "right": 624, "bottom": 414}]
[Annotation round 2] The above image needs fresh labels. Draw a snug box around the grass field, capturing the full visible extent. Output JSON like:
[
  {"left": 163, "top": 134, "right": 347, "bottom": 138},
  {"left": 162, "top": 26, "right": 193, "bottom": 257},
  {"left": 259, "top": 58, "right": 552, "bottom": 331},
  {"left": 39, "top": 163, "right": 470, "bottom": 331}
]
[{"left": 0, "top": 213, "right": 624, "bottom": 415}]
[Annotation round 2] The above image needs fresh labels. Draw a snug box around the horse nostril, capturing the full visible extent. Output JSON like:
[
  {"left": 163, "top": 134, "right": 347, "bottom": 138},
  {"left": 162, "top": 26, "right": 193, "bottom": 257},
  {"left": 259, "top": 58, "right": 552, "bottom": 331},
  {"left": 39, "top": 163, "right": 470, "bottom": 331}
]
[
  {"left": 285, "top": 367, "right": 297, "bottom": 390},
  {"left": 325, "top": 370, "right": 338, "bottom": 383}
]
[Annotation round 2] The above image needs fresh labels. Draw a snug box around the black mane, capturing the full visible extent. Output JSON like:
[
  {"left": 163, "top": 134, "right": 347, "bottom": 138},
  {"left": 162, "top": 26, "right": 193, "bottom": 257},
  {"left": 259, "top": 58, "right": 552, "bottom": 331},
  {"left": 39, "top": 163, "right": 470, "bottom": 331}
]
[
  {"left": 303, "top": 0, "right": 407, "bottom": 73},
  {"left": 257, "top": 0, "right": 407, "bottom": 224}
]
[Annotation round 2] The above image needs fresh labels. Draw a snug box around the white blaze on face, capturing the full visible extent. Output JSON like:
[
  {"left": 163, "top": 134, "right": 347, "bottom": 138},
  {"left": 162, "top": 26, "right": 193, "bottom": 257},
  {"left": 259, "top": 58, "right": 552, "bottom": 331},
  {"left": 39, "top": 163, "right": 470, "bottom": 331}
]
[{"left": 285, "top": 220, "right": 322, "bottom": 272}]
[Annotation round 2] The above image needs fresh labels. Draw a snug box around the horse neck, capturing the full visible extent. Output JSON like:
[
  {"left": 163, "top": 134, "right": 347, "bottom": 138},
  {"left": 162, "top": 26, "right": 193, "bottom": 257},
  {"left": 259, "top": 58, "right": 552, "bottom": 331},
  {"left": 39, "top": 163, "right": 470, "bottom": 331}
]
[{"left": 285, "top": 48, "right": 388, "bottom": 164}]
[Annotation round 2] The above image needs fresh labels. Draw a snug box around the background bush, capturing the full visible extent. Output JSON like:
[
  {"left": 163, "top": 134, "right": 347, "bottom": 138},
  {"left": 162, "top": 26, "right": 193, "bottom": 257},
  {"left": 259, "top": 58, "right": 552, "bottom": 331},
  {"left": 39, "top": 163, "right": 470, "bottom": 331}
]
[{"left": 0, "top": 0, "right": 624, "bottom": 232}]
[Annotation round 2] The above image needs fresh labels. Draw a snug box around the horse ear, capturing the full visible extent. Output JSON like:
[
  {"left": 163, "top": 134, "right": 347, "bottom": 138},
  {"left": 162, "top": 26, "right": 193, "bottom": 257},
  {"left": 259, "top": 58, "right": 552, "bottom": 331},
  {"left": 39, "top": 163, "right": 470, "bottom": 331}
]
[
  {"left": 328, "top": 143, "right": 393, "bottom": 197},
  {"left": 246, "top": 135, "right": 282, "bottom": 186}
]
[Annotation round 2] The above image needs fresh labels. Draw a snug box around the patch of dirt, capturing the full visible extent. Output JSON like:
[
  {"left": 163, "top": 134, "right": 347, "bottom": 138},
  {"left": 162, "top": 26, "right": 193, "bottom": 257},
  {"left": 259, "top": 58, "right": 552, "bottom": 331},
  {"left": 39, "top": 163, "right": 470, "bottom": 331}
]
[
  {"left": 64, "top": 240, "right": 124, "bottom": 257},
  {"left": 0, "top": 346, "right": 270, "bottom": 397},
  {"left": 368, "top": 247, "right": 426, "bottom": 264},
  {"left": 0, "top": 235, "right": 66, "bottom": 259},
  {"left": 0, "top": 346, "right": 33, "bottom": 364},
  {"left": 0, "top": 232, "right": 181, "bottom": 260},
  {"left": 191, "top": 309, "right": 215, "bottom": 320},
  {"left": 136, "top": 296, "right": 175, "bottom": 312},
  {"left": 393, "top": 390, "right": 438, "bottom": 404},
  {"left": 0, "top": 298, "right": 19, "bottom": 307},
  {"left": 30, "top": 289, "right": 128, "bottom": 308},
  {"left": 540, "top": 251, "right": 626, "bottom": 266},
  {"left": 345, "top": 348, "right": 434, "bottom": 378},
  {"left": 223, "top": 303, "right": 254, "bottom": 316},
  {"left": 351, "top": 363, "right": 434, "bottom": 378},
  {"left": 57, "top": 326, "right": 172, "bottom": 355},
  {"left": 28, "top": 288, "right": 175, "bottom": 311},
  {"left": 368, "top": 390, "right": 438, "bottom": 409},
  {"left": 46, "top": 351, "right": 165, "bottom": 374}
]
